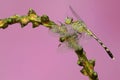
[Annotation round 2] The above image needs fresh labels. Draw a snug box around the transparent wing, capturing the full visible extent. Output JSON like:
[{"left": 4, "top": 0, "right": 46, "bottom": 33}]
[{"left": 69, "top": 6, "right": 84, "bottom": 22}]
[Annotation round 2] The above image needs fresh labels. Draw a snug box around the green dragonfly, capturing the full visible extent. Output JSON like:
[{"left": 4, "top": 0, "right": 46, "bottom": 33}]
[{"left": 51, "top": 6, "right": 114, "bottom": 60}]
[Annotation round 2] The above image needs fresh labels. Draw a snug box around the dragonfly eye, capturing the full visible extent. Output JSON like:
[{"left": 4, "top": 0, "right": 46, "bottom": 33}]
[
  {"left": 59, "top": 37, "right": 66, "bottom": 42},
  {"left": 65, "top": 17, "right": 73, "bottom": 24}
]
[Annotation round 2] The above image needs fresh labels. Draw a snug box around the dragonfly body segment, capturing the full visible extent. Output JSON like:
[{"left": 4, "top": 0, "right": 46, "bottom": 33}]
[{"left": 87, "top": 29, "right": 114, "bottom": 59}]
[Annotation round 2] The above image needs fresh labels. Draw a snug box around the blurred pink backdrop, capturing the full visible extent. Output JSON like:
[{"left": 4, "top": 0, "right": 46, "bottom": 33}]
[{"left": 0, "top": 0, "right": 120, "bottom": 80}]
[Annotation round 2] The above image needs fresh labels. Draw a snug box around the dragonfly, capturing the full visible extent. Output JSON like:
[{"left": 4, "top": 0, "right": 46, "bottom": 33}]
[
  {"left": 65, "top": 6, "right": 114, "bottom": 60},
  {"left": 51, "top": 6, "right": 114, "bottom": 60}
]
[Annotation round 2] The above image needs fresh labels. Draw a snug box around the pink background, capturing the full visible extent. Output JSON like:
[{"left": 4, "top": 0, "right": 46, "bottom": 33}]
[{"left": 0, "top": 0, "right": 120, "bottom": 80}]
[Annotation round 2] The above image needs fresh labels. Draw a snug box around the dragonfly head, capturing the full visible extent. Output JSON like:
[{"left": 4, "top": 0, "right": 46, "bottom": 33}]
[{"left": 65, "top": 17, "right": 73, "bottom": 24}]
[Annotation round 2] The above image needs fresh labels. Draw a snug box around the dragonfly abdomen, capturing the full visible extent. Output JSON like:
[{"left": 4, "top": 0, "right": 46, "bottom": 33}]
[{"left": 91, "top": 34, "right": 114, "bottom": 59}]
